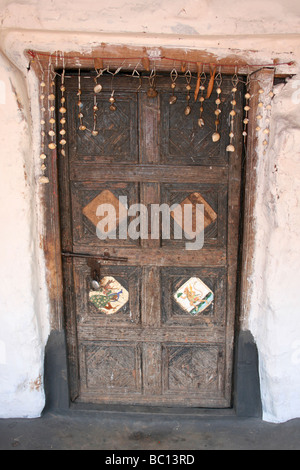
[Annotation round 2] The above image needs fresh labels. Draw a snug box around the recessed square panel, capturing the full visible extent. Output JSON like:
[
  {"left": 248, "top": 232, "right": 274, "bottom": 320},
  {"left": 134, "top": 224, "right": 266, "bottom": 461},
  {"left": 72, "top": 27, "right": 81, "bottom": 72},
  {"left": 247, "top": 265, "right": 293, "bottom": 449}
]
[
  {"left": 71, "top": 181, "right": 139, "bottom": 247},
  {"left": 163, "top": 344, "right": 224, "bottom": 394},
  {"left": 160, "top": 184, "right": 226, "bottom": 248},
  {"left": 89, "top": 276, "right": 129, "bottom": 315},
  {"left": 81, "top": 342, "right": 142, "bottom": 393},
  {"left": 161, "top": 267, "right": 226, "bottom": 327},
  {"left": 160, "top": 84, "right": 233, "bottom": 165},
  {"left": 174, "top": 277, "right": 214, "bottom": 316},
  {"left": 69, "top": 92, "right": 139, "bottom": 163}
]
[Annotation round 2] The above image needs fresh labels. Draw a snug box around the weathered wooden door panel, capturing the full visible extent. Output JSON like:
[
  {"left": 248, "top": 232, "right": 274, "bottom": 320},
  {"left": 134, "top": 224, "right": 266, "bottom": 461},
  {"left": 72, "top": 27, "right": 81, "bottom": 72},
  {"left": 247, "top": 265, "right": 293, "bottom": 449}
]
[
  {"left": 73, "top": 258, "right": 142, "bottom": 326},
  {"left": 59, "top": 74, "right": 242, "bottom": 407},
  {"left": 160, "top": 183, "right": 227, "bottom": 247},
  {"left": 160, "top": 92, "right": 230, "bottom": 165},
  {"left": 161, "top": 266, "right": 227, "bottom": 328},
  {"left": 71, "top": 180, "right": 140, "bottom": 248},
  {"left": 68, "top": 90, "right": 139, "bottom": 163}
]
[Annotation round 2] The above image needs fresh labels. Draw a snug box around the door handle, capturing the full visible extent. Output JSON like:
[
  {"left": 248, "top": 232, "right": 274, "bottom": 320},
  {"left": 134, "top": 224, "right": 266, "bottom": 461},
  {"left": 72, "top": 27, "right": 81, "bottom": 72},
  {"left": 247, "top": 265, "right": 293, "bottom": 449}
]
[{"left": 61, "top": 251, "right": 128, "bottom": 291}]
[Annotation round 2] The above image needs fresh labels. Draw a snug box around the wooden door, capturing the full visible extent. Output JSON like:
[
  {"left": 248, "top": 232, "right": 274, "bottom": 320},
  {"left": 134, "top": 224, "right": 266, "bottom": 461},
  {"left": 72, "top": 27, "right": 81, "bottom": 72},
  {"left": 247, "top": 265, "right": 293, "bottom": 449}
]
[{"left": 59, "top": 73, "right": 243, "bottom": 407}]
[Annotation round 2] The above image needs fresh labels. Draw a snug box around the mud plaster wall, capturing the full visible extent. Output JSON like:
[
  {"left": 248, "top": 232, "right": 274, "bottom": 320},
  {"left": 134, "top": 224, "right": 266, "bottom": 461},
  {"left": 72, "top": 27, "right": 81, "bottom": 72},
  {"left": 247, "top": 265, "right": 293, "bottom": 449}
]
[{"left": 0, "top": 0, "right": 300, "bottom": 423}]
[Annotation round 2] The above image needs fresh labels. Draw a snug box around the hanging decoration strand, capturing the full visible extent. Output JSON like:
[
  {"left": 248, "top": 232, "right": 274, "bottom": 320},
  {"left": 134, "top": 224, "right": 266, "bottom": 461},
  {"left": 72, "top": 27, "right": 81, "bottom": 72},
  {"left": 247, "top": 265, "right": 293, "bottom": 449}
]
[
  {"left": 169, "top": 68, "right": 178, "bottom": 105},
  {"left": 226, "top": 72, "right": 239, "bottom": 153},
  {"left": 197, "top": 69, "right": 206, "bottom": 128},
  {"left": 59, "top": 66, "right": 67, "bottom": 153},
  {"left": 33, "top": 52, "right": 288, "bottom": 185},
  {"left": 212, "top": 70, "right": 222, "bottom": 142},
  {"left": 77, "top": 69, "right": 86, "bottom": 131},
  {"left": 243, "top": 73, "right": 251, "bottom": 144},
  {"left": 184, "top": 69, "right": 192, "bottom": 116},
  {"left": 92, "top": 94, "right": 99, "bottom": 136},
  {"left": 39, "top": 71, "right": 49, "bottom": 184},
  {"left": 48, "top": 58, "right": 57, "bottom": 151}
]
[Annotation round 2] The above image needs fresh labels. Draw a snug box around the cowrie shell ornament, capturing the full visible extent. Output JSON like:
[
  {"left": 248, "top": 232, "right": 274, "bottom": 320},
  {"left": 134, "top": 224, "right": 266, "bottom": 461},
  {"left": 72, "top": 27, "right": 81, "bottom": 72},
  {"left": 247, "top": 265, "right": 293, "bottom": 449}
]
[
  {"left": 226, "top": 144, "right": 235, "bottom": 152},
  {"left": 212, "top": 132, "right": 221, "bottom": 142},
  {"left": 94, "top": 84, "right": 102, "bottom": 94}
]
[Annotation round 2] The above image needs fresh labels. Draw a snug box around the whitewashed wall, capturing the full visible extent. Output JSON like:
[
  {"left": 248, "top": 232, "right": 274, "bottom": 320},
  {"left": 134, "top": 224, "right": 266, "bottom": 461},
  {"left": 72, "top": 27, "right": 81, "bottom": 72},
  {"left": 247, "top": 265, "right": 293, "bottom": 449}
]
[
  {"left": 0, "top": 52, "right": 49, "bottom": 418},
  {"left": 247, "top": 77, "right": 300, "bottom": 422},
  {"left": 0, "top": 0, "right": 300, "bottom": 422}
]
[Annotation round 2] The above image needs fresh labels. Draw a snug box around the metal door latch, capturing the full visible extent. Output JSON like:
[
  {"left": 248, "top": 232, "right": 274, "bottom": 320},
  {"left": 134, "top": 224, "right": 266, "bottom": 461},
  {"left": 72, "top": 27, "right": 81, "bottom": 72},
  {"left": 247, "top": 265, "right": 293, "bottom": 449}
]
[
  {"left": 61, "top": 251, "right": 128, "bottom": 291},
  {"left": 61, "top": 251, "right": 128, "bottom": 263}
]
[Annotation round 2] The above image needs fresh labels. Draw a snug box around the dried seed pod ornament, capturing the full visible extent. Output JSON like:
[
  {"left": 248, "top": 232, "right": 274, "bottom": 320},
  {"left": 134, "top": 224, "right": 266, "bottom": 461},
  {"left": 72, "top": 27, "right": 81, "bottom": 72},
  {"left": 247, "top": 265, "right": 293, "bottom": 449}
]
[
  {"left": 184, "top": 70, "right": 192, "bottom": 116},
  {"left": 198, "top": 70, "right": 206, "bottom": 128},
  {"left": 212, "top": 71, "right": 222, "bottom": 142},
  {"left": 226, "top": 73, "right": 239, "bottom": 153},
  {"left": 169, "top": 68, "right": 178, "bottom": 105}
]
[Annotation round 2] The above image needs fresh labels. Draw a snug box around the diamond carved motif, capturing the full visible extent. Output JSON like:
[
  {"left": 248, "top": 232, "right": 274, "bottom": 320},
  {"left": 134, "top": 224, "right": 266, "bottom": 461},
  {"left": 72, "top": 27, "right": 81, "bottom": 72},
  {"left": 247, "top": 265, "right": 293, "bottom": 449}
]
[
  {"left": 174, "top": 277, "right": 214, "bottom": 316},
  {"left": 82, "top": 189, "right": 127, "bottom": 235},
  {"left": 171, "top": 192, "right": 217, "bottom": 238},
  {"left": 167, "top": 345, "right": 220, "bottom": 392}
]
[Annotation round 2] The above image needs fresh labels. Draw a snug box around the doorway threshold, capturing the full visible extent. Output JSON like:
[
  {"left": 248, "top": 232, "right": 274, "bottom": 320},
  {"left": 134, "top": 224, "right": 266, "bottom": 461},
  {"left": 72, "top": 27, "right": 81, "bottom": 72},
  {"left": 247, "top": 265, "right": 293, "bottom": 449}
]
[{"left": 70, "top": 402, "right": 236, "bottom": 417}]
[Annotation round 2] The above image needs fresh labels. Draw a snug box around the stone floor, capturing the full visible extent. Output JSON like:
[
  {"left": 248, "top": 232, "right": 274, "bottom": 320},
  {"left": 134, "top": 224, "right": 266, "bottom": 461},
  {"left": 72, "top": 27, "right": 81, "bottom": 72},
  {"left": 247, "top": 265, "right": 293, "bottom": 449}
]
[{"left": 0, "top": 409, "right": 300, "bottom": 450}]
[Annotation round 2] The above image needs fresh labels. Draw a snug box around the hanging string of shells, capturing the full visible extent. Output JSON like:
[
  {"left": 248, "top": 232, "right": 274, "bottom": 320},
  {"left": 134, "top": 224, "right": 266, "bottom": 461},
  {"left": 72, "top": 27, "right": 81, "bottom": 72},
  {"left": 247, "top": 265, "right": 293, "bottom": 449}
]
[
  {"left": 59, "top": 68, "right": 67, "bottom": 155},
  {"left": 197, "top": 68, "right": 206, "bottom": 129},
  {"left": 212, "top": 70, "right": 222, "bottom": 143},
  {"left": 33, "top": 53, "right": 278, "bottom": 184},
  {"left": 226, "top": 72, "right": 239, "bottom": 153},
  {"left": 39, "top": 71, "right": 49, "bottom": 184}
]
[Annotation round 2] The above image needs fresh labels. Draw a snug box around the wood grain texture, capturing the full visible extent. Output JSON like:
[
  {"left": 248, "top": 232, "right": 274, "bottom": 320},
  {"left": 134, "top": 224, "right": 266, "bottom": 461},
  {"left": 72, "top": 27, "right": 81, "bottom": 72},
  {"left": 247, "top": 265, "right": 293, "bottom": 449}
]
[{"left": 59, "top": 74, "right": 243, "bottom": 407}]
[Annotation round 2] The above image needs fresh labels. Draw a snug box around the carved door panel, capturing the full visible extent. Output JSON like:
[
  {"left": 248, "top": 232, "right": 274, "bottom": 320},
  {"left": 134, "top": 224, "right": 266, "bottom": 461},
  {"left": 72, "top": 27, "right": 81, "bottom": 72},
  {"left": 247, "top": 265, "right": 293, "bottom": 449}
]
[{"left": 59, "top": 74, "right": 242, "bottom": 407}]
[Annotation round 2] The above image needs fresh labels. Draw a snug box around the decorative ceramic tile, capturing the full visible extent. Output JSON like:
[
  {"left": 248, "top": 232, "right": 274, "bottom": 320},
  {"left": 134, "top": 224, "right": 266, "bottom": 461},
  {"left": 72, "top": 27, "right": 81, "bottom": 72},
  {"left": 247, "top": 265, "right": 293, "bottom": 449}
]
[
  {"left": 171, "top": 192, "right": 217, "bottom": 238},
  {"left": 82, "top": 189, "right": 127, "bottom": 234},
  {"left": 174, "top": 277, "right": 214, "bottom": 316},
  {"left": 89, "top": 276, "right": 129, "bottom": 315}
]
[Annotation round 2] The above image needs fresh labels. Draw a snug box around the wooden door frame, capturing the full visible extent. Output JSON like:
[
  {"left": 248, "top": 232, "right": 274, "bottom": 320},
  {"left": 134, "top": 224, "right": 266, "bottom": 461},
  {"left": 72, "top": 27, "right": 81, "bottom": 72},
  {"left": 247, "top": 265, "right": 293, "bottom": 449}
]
[{"left": 32, "top": 49, "right": 274, "bottom": 414}]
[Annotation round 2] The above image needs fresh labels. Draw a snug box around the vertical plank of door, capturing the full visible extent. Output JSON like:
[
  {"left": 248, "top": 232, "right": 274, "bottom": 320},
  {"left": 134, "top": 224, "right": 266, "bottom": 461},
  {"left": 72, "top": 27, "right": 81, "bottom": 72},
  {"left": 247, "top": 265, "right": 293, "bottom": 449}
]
[
  {"left": 140, "top": 182, "right": 161, "bottom": 248},
  {"left": 142, "top": 342, "right": 162, "bottom": 396},
  {"left": 139, "top": 92, "right": 161, "bottom": 249},
  {"left": 139, "top": 92, "right": 161, "bottom": 327},
  {"left": 139, "top": 91, "right": 161, "bottom": 249},
  {"left": 62, "top": 257, "right": 80, "bottom": 402},
  {"left": 141, "top": 266, "right": 161, "bottom": 327},
  {"left": 225, "top": 82, "right": 244, "bottom": 402},
  {"left": 139, "top": 92, "right": 160, "bottom": 164},
  {"left": 227, "top": 83, "right": 244, "bottom": 306},
  {"left": 139, "top": 91, "right": 162, "bottom": 396}
]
